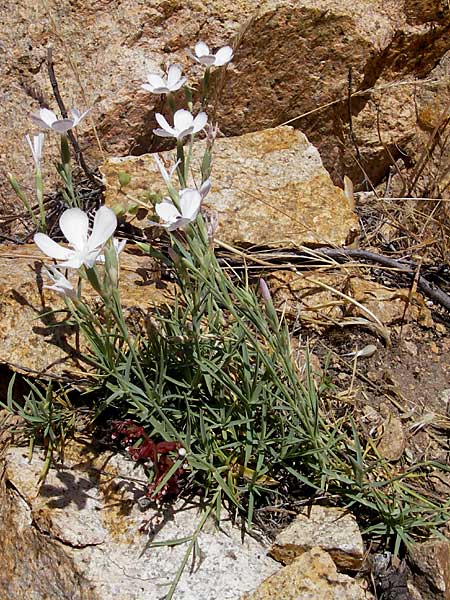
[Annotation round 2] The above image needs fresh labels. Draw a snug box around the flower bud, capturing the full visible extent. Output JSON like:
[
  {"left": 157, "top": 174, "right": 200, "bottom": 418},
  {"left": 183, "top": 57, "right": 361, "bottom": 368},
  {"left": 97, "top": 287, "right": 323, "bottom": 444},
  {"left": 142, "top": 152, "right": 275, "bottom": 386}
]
[{"left": 259, "top": 278, "right": 272, "bottom": 303}]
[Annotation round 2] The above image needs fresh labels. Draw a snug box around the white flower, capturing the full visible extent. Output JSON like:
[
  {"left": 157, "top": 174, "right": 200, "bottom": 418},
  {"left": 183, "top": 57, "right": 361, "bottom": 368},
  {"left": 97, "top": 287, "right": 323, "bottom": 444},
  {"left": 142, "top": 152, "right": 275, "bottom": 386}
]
[
  {"left": 34, "top": 206, "right": 117, "bottom": 269},
  {"left": 43, "top": 266, "right": 77, "bottom": 300},
  {"left": 142, "top": 64, "right": 186, "bottom": 94},
  {"left": 154, "top": 188, "right": 202, "bottom": 231},
  {"left": 190, "top": 41, "right": 233, "bottom": 67},
  {"left": 153, "top": 109, "right": 207, "bottom": 141},
  {"left": 31, "top": 107, "right": 90, "bottom": 134},
  {"left": 25, "top": 133, "right": 45, "bottom": 168}
]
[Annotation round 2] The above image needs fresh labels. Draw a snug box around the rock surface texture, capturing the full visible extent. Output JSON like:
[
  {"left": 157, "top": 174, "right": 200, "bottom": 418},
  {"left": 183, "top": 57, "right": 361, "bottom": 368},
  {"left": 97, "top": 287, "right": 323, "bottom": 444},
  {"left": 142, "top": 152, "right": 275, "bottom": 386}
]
[
  {"left": 0, "top": 442, "right": 279, "bottom": 600},
  {"left": 1, "top": 0, "right": 449, "bottom": 221},
  {"left": 242, "top": 547, "right": 374, "bottom": 600},
  {"left": 269, "top": 505, "right": 365, "bottom": 571},
  {"left": 0, "top": 245, "right": 171, "bottom": 376},
  {"left": 408, "top": 539, "right": 450, "bottom": 600},
  {"left": 101, "top": 126, "right": 360, "bottom": 247}
]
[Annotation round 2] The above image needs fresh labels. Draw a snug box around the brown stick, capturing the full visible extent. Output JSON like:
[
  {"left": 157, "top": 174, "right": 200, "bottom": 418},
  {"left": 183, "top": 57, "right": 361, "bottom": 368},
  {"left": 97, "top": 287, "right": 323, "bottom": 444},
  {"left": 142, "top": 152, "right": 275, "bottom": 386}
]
[
  {"left": 46, "top": 48, "right": 98, "bottom": 186},
  {"left": 315, "top": 247, "right": 450, "bottom": 312}
]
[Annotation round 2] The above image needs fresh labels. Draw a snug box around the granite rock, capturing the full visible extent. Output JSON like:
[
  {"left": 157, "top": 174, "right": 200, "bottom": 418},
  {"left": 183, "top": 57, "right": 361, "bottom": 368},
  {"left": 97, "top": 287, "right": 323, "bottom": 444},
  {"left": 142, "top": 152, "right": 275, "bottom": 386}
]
[
  {"left": 269, "top": 505, "right": 365, "bottom": 571},
  {"left": 243, "top": 546, "right": 374, "bottom": 600},
  {"left": 1, "top": 443, "right": 279, "bottom": 600},
  {"left": 101, "top": 126, "right": 360, "bottom": 248}
]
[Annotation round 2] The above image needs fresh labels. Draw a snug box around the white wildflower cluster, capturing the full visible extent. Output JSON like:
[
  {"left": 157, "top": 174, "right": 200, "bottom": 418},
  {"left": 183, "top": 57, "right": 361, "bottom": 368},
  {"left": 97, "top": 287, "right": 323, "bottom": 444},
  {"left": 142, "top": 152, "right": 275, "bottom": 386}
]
[
  {"left": 141, "top": 40, "right": 232, "bottom": 231},
  {"left": 32, "top": 38, "right": 233, "bottom": 296}
]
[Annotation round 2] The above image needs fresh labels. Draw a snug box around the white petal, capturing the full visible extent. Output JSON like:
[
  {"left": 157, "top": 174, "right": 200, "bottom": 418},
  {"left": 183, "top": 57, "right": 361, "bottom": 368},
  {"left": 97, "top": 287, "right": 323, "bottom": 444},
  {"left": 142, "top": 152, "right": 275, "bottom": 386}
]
[
  {"left": 176, "top": 126, "right": 194, "bottom": 141},
  {"left": 167, "top": 217, "right": 191, "bottom": 231},
  {"left": 44, "top": 282, "right": 76, "bottom": 298},
  {"left": 31, "top": 115, "right": 52, "bottom": 131},
  {"left": 214, "top": 46, "right": 233, "bottom": 66},
  {"left": 147, "top": 73, "right": 166, "bottom": 89},
  {"left": 38, "top": 108, "right": 57, "bottom": 127},
  {"left": 173, "top": 109, "right": 194, "bottom": 134},
  {"left": 84, "top": 249, "right": 104, "bottom": 269},
  {"left": 150, "top": 86, "right": 170, "bottom": 94},
  {"left": 70, "top": 108, "right": 90, "bottom": 127},
  {"left": 180, "top": 189, "right": 201, "bottom": 220},
  {"left": 57, "top": 254, "right": 84, "bottom": 269},
  {"left": 114, "top": 238, "right": 127, "bottom": 254},
  {"left": 192, "top": 112, "right": 208, "bottom": 134},
  {"left": 197, "top": 55, "right": 216, "bottom": 66},
  {"left": 60, "top": 208, "right": 89, "bottom": 250},
  {"left": 34, "top": 233, "right": 73, "bottom": 260},
  {"left": 52, "top": 118, "right": 75, "bottom": 134},
  {"left": 169, "top": 76, "right": 186, "bottom": 92},
  {"left": 167, "top": 64, "right": 182, "bottom": 86},
  {"left": 195, "top": 41, "right": 210, "bottom": 57},
  {"left": 200, "top": 178, "right": 211, "bottom": 199},
  {"left": 43, "top": 267, "right": 76, "bottom": 298},
  {"left": 155, "top": 113, "right": 175, "bottom": 135},
  {"left": 88, "top": 206, "right": 117, "bottom": 250},
  {"left": 153, "top": 155, "right": 170, "bottom": 183},
  {"left": 155, "top": 201, "right": 180, "bottom": 223},
  {"left": 36, "top": 133, "right": 45, "bottom": 159},
  {"left": 26, "top": 134, "right": 42, "bottom": 165},
  {"left": 153, "top": 128, "right": 177, "bottom": 138}
]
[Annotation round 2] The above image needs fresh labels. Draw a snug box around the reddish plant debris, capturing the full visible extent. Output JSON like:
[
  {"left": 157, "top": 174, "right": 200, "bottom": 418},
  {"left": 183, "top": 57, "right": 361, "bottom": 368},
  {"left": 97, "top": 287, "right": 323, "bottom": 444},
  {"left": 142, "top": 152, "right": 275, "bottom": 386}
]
[{"left": 111, "top": 419, "right": 187, "bottom": 500}]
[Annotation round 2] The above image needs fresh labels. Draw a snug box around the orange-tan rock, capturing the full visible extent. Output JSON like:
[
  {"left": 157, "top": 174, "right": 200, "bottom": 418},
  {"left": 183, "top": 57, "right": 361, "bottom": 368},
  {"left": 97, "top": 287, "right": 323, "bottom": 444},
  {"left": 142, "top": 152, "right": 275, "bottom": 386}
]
[
  {"left": 101, "top": 126, "right": 360, "bottom": 247},
  {"left": 243, "top": 546, "right": 374, "bottom": 600},
  {"left": 0, "top": 245, "right": 172, "bottom": 377},
  {"left": 269, "top": 505, "right": 364, "bottom": 571},
  {"left": 1, "top": 0, "right": 449, "bottom": 221}
]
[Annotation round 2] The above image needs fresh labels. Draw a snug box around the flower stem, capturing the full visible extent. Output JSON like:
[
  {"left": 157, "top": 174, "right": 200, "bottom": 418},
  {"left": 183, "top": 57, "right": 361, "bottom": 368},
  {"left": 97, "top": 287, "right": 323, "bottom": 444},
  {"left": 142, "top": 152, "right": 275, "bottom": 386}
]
[
  {"left": 201, "top": 67, "right": 211, "bottom": 109},
  {"left": 35, "top": 168, "right": 46, "bottom": 232},
  {"left": 176, "top": 141, "right": 186, "bottom": 188},
  {"left": 60, "top": 135, "right": 77, "bottom": 208},
  {"left": 167, "top": 92, "right": 176, "bottom": 115}
]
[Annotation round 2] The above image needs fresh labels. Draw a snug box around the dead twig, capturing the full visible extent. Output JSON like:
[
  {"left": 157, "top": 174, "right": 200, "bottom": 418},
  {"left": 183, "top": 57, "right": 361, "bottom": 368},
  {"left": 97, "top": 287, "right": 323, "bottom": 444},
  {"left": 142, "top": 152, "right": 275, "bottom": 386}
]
[
  {"left": 316, "top": 247, "right": 450, "bottom": 312},
  {"left": 46, "top": 48, "right": 99, "bottom": 187}
]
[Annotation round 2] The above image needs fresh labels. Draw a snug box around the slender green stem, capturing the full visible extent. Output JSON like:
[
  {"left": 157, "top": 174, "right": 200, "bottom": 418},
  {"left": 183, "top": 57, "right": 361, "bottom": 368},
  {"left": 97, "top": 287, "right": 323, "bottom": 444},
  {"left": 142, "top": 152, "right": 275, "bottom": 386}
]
[
  {"left": 176, "top": 141, "right": 186, "bottom": 189},
  {"left": 60, "top": 135, "right": 77, "bottom": 207},
  {"left": 167, "top": 92, "right": 176, "bottom": 115},
  {"left": 35, "top": 168, "right": 46, "bottom": 231}
]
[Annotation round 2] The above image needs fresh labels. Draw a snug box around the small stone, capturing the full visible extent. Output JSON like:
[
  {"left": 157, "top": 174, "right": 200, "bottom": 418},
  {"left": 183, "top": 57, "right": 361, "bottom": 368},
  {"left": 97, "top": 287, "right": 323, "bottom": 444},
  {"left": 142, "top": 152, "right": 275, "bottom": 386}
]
[
  {"left": 243, "top": 547, "right": 374, "bottom": 600},
  {"left": 430, "top": 341, "right": 440, "bottom": 354},
  {"left": 377, "top": 416, "right": 406, "bottom": 462},
  {"left": 436, "top": 323, "right": 447, "bottom": 334},
  {"left": 269, "top": 505, "right": 364, "bottom": 570},
  {"left": 367, "top": 371, "right": 380, "bottom": 382},
  {"left": 408, "top": 539, "right": 450, "bottom": 600},
  {"left": 403, "top": 340, "right": 418, "bottom": 356}
]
